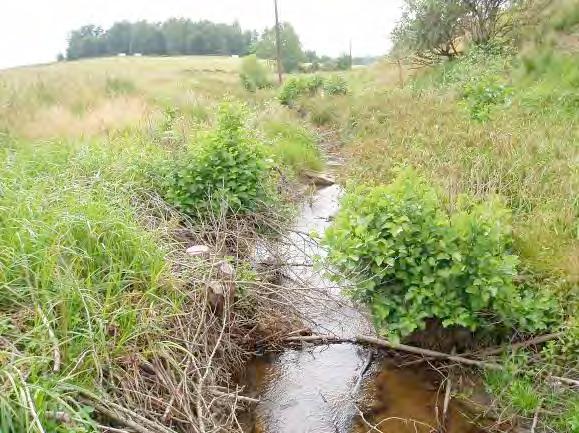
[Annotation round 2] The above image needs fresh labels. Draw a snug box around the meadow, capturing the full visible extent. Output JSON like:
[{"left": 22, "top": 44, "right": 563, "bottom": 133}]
[{"left": 0, "top": 55, "right": 321, "bottom": 433}]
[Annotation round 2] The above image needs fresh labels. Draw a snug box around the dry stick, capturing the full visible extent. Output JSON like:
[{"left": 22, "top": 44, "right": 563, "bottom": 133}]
[
  {"left": 530, "top": 401, "right": 542, "bottom": 433},
  {"left": 401, "top": 332, "right": 564, "bottom": 367},
  {"left": 79, "top": 391, "right": 177, "bottom": 433},
  {"left": 88, "top": 400, "right": 155, "bottom": 433},
  {"left": 357, "top": 335, "right": 503, "bottom": 370},
  {"left": 210, "top": 389, "right": 260, "bottom": 404},
  {"left": 550, "top": 375, "right": 579, "bottom": 387},
  {"left": 287, "top": 334, "right": 500, "bottom": 369},
  {"left": 441, "top": 347, "right": 456, "bottom": 433},
  {"left": 287, "top": 334, "right": 579, "bottom": 387}
]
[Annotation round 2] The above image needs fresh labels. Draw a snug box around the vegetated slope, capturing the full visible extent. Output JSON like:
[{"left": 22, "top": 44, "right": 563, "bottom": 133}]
[
  {"left": 0, "top": 56, "right": 323, "bottom": 432},
  {"left": 277, "top": 2, "right": 578, "bottom": 431}
]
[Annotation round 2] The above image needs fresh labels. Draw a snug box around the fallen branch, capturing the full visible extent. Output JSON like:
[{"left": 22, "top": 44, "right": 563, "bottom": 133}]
[
  {"left": 286, "top": 334, "right": 579, "bottom": 388},
  {"left": 477, "top": 332, "right": 563, "bottom": 357},
  {"left": 400, "top": 332, "right": 564, "bottom": 367},
  {"left": 355, "top": 335, "right": 502, "bottom": 370}
]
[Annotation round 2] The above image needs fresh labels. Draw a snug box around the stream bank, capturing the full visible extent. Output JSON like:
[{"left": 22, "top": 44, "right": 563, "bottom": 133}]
[{"left": 241, "top": 179, "right": 485, "bottom": 433}]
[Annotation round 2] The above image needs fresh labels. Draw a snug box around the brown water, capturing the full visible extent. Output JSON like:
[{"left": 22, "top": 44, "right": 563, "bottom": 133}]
[{"left": 247, "top": 184, "right": 482, "bottom": 433}]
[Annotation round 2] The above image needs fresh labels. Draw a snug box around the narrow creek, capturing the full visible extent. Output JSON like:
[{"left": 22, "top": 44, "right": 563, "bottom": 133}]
[{"left": 245, "top": 182, "right": 484, "bottom": 433}]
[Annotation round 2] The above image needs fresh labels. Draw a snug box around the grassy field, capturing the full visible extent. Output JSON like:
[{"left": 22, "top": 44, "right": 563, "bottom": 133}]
[
  {"left": 0, "top": 55, "right": 323, "bottom": 433},
  {"left": 1, "top": 4, "right": 578, "bottom": 431}
]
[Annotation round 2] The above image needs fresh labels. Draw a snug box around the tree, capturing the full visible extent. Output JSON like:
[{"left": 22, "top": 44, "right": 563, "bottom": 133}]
[
  {"left": 255, "top": 22, "right": 304, "bottom": 73},
  {"left": 106, "top": 21, "right": 133, "bottom": 54},
  {"left": 66, "top": 25, "right": 106, "bottom": 60},
  {"left": 392, "top": 0, "right": 467, "bottom": 62},
  {"left": 462, "top": 0, "right": 513, "bottom": 45},
  {"left": 65, "top": 19, "right": 256, "bottom": 60}
]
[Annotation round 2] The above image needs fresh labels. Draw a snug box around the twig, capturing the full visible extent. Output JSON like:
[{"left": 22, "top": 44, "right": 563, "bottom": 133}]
[
  {"left": 89, "top": 401, "right": 154, "bottom": 433},
  {"left": 550, "top": 375, "right": 579, "bottom": 387},
  {"left": 530, "top": 401, "right": 542, "bottom": 433},
  {"left": 210, "top": 389, "right": 260, "bottom": 404},
  {"left": 400, "top": 332, "right": 564, "bottom": 367}
]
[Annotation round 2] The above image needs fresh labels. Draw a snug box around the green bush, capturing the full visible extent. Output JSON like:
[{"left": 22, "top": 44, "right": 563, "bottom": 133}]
[
  {"left": 160, "top": 102, "right": 274, "bottom": 216},
  {"left": 323, "top": 75, "right": 348, "bottom": 95},
  {"left": 278, "top": 75, "right": 325, "bottom": 106},
  {"left": 323, "top": 169, "right": 557, "bottom": 340},
  {"left": 462, "top": 76, "right": 512, "bottom": 121},
  {"left": 239, "top": 54, "right": 272, "bottom": 92}
]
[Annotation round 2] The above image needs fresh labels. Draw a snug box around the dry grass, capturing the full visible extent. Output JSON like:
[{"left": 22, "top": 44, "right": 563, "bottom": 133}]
[{"left": 0, "top": 56, "right": 244, "bottom": 139}]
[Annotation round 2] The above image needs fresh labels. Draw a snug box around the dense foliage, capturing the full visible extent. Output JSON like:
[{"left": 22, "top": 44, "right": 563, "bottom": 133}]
[
  {"left": 279, "top": 75, "right": 348, "bottom": 106},
  {"left": 392, "top": 0, "right": 515, "bottom": 62},
  {"left": 462, "top": 75, "right": 513, "bottom": 121},
  {"left": 160, "top": 103, "right": 274, "bottom": 216},
  {"left": 324, "top": 169, "right": 557, "bottom": 339},
  {"left": 66, "top": 19, "right": 256, "bottom": 60}
]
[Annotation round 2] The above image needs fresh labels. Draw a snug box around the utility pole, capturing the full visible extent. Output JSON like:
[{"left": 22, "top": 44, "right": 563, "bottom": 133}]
[
  {"left": 349, "top": 39, "right": 353, "bottom": 70},
  {"left": 274, "top": 0, "right": 283, "bottom": 84}
]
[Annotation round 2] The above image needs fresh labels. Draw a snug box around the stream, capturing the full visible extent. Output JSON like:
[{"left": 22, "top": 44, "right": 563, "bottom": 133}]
[{"left": 245, "top": 183, "right": 483, "bottom": 433}]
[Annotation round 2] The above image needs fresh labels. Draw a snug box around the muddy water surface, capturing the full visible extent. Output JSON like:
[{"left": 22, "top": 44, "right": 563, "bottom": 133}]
[{"left": 248, "top": 184, "right": 482, "bottom": 433}]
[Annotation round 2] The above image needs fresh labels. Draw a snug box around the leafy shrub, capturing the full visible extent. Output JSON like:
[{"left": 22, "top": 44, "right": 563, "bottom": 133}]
[
  {"left": 160, "top": 102, "right": 273, "bottom": 215},
  {"left": 323, "top": 75, "right": 348, "bottom": 95},
  {"left": 278, "top": 74, "right": 348, "bottom": 106},
  {"left": 240, "top": 54, "right": 272, "bottom": 92},
  {"left": 462, "top": 76, "right": 512, "bottom": 121},
  {"left": 323, "top": 169, "right": 557, "bottom": 340}
]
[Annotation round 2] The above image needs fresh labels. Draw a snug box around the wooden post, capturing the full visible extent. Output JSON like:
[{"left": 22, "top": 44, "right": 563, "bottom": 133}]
[
  {"left": 349, "top": 39, "right": 353, "bottom": 70},
  {"left": 274, "top": 0, "right": 283, "bottom": 84}
]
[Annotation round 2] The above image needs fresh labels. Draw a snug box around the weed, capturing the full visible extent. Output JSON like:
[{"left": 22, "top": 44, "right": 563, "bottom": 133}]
[{"left": 263, "top": 119, "right": 324, "bottom": 174}]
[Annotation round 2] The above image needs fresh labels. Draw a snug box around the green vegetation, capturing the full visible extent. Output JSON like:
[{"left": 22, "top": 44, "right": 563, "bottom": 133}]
[
  {"left": 316, "top": 1, "right": 577, "bottom": 430},
  {"left": 279, "top": 74, "right": 348, "bottom": 106},
  {"left": 324, "top": 169, "right": 557, "bottom": 339},
  {"left": 240, "top": 54, "right": 273, "bottom": 91},
  {"left": 0, "top": 55, "right": 323, "bottom": 432},
  {"left": 263, "top": 119, "right": 324, "bottom": 175},
  {"left": 159, "top": 102, "right": 275, "bottom": 216}
]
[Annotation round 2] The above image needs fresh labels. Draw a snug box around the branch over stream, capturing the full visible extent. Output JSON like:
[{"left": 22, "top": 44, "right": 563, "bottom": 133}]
[{"left": 286, "top": 333, "right": 579, "bottom": 387}]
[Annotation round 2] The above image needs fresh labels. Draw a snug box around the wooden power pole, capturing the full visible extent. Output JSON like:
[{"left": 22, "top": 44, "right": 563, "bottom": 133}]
[
  {"left": 349, "top": 39, "right": 353, "bottom": 70},
  {"left": 274, "top": 0, "right": 283, "bottom": 84}
]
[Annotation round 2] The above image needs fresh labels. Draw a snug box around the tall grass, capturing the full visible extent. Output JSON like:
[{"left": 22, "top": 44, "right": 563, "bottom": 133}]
[{"left": 0, "top": 136, "right": 179, "bottom": 431}]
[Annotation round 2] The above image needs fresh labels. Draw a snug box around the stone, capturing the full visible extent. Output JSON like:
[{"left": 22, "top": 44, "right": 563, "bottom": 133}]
[
  {"left": 186, "top": 245, "right": 210, "bottom": 257},
  {"left": 302, "top": 171, "right": 335, "bottom": 186}
]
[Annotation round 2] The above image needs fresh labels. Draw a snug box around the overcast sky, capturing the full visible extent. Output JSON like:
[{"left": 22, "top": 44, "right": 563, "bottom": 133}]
[{"left": 0, "top": 0, "right": 404, "bottom": 70}]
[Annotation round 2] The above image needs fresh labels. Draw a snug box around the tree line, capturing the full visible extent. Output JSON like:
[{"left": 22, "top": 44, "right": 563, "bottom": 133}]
[
  {"left": 64, "top": 19, "right": 357, "bottom": 73},
  {"left": 65, "top": 19, "right": 258, "bottom": 60}
]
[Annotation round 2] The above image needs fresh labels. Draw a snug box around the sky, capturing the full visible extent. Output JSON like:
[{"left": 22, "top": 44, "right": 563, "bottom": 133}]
[{"left": 0, "top": 0, "right": 404, "bottom": 70}]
